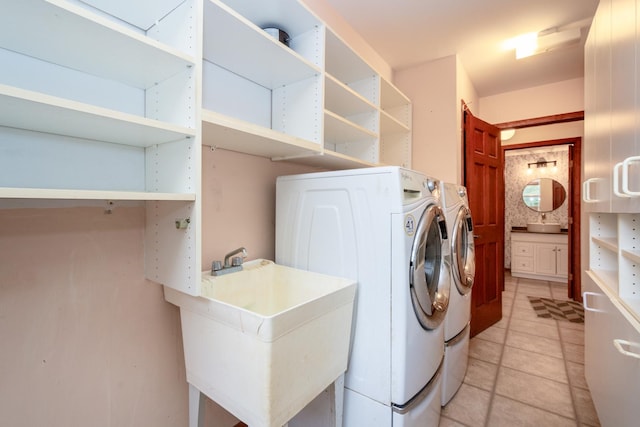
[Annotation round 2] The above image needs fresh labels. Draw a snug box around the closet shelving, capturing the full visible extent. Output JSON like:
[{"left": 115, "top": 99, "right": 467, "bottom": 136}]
[
  {"left": 588, "top": 212, "right": 640, "bottom": 323},
  {"left": 201, "top": 0, "right": 324, "bottom": 160},
  {"left": 2, "top": 0, "right": 412, "bottom": 294},
  {"left": 201, "top": 0, "right": 412, "bottom": 169},
  {"left": 0, "top": 0, "right": 198, "bottom": 201},
  {"left": 0, "top": 0, "right": 200, "bottom": 295}
]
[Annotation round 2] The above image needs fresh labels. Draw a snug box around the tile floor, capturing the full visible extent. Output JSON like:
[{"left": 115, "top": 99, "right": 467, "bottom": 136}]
[{"left": 439, "top": 273, "right": 601, "bottom": 427}]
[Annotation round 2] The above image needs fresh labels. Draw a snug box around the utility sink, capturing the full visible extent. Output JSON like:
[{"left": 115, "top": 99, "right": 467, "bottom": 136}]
[
  {"left": 527, "top": 222, "right": 562, "bottom": 233},
  {"left": 163, "top": 259, "right": 356, "bottom": 427}
]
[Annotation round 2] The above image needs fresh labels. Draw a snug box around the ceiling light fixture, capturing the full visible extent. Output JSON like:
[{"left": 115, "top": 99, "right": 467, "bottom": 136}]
[
  {"left": 504, "top": 27, "right": 582, "bottom": 60},
  {"left": 501, "top": 129, "right": 516, "bottom": 141}
]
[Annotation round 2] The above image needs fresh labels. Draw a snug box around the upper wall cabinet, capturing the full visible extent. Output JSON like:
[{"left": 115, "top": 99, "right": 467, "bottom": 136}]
[{"left": 200, "top": 0, "right": 412, "bottom": 169}]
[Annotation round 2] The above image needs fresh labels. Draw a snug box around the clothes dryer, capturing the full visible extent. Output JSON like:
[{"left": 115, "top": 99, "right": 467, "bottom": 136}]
[
  {"left": 439, "top": 182, "right": 475, "bottom": 405},
  {"left": 276, "top": 167, "right": 451, "bottom": 426}
]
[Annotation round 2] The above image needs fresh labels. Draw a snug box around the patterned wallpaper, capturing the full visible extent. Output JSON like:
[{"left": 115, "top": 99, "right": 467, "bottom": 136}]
[{"left": 503, "top": 148, "right": 569, "bottom": 268}]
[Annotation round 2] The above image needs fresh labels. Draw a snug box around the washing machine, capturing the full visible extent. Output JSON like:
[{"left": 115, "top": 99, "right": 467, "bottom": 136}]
[
  {"left": 276, "top": 166, "right": 451, "bottom": 426},
  {"left": 439, "top": 182, "right": 475, "bottom": 406}
]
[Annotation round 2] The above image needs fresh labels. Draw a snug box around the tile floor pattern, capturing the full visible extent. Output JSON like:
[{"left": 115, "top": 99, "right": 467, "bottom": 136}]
[{"left": 440, "top": 273, "right": 601, "bottom": 427}]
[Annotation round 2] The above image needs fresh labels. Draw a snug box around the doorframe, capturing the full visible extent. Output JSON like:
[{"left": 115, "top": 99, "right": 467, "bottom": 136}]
[{"left": 501, "top": 137, "right": 582, "bottom": 301}]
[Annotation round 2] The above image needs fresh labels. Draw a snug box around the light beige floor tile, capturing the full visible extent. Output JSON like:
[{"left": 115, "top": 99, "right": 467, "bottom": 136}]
[
  {"left": 511, "top": 305, "right": 561, "bottom": 324},
  {"left": 551, "top": 288, "right": 571, "bottom": 300},
  {"left": 464, "top": 357, "right": 497, "bottom": 391},
  {"left": 518, "top": 277, "right": 551, "bottom": 287},
  {"left": 506, "top": 329, "right": 563, "bottom": 359},
  {"left": 509, "top": 317, "right": 560, "bottom": 340},
  {"left": 475, "top": 324, "right": 507, "bottom": 344},
  {"left": 437, "top": 415, "right": 467, "bottom": 427},
  {"left": 517, "top": 284, "right": 552, "bottom": 297},
  {"left": 487, "top": 395, "right": 576, "bottom": 427},
  {"left": 501, "top": 346, "right": 568, "bottom": 383},
  {"left": 469, "top": 337, "right": 503, "bottom": 364},
  {"left": 563, "top": 342, "right": 585, "bottom": 364},
  {"left": 502, "top": 289, "right": 516, "bottom": 301},
  {"left": 502, "top": 296, "right": 513, "bottom": 309},
  {"left": 558, "top": 319, "right": 584, "bottom": 331},
  {"left": 566, "top": 360, "right": 588, "bottom": 390},
  {"left": 573, "top": 386, "right": 601, "bottom": 426},
  {"left": 495, "top": 367, "right": 574, "bottom": 419},
  {"left": 559, "top": 326, "right": 585, "bottom": 345},
  {"left": 441, "top": 383, "right": 491, "bottom": 426},
  {"left": 492, "top": 314, "right": 510, "bottom": 329}
]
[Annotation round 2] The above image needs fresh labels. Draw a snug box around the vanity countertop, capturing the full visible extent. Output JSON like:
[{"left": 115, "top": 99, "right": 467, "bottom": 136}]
[{"left": 511, "top": 226, "right": 568, "bottom": 234}]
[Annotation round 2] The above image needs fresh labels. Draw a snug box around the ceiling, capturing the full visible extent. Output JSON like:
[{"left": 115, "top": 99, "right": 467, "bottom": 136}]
[{"left": 322, "top": 0, "right": 600, "bottom": 97}]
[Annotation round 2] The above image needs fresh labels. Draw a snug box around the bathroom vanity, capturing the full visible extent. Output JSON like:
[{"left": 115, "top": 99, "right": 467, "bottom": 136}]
[{"left": 511, "top": 230, "right": 568, "bottom": 282}]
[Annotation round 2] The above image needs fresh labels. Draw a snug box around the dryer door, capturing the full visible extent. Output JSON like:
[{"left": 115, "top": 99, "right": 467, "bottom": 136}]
[
  {"left": 410, "top": 204, "right": 450, "bottom": 330},
  {"left": 451, "top": 206, "right": 475, "bottom": 295}
]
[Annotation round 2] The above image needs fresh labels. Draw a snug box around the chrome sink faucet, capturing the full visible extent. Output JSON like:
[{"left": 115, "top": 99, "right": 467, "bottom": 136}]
[
  {"left": 211, "top": 247, "right": 247, "bottom": 276},
  {"left": 540, "top": 212, "right": 546, "bottom": 223},
  {"left": 224, "top": 247, "right": 247, "bottom": 267}
]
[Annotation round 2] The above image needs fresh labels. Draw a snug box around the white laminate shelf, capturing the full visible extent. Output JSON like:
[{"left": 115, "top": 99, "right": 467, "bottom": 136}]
[
  {"left": 203, "top": 0, "right": 320, "bottom": 90},
  {"left": 0, "top": 0, "right": 195, "bottom": 89},
  {"left": 592, "top": 236, "right": 619, "bottom": 253},
  {"left": 325, "top": 30, "right": 375, "bottom": 85},
  {"left": 381, "top": 78, "right": 411, "bottom": 111},
  {"left": 380, "top": 110, "right": 410, "bottom": 135},
  {"left": 324, "top": 75, "right": 377, "bottom": 118},
  {"left": 0, "top": 187, "right": 195, "bottom": 201},
  {"left": 622, "top": 249, "right": 640, "bottom": 263},
  {"left": 201, "top": 109, "right": 321, "bottom": 159},
  {"left": 324, "top": 110, "right": 377, "bottom": 144},
  {"left": 0, "top": 85, "right": 195, "bottom": 147}
]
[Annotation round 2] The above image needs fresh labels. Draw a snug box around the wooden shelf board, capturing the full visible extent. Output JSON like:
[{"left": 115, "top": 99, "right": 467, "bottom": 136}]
[
  {"left": 1, "top": 1, "right": 194, "bottom": 89},
  {"left": 0, "top": 85, "right": 195, "bottom": 147},
  {"left": 202, "top": 110, "right": 321, "bottom": 159},
  {"left": 0, "top": 187, "right": 195, "bottom": 201}
]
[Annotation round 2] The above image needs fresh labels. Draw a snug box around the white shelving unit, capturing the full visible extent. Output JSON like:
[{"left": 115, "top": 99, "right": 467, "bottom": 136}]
[
  {"left": 0, "top": 0, "right": 201, "bottom": 295},
  {"left": 1, "top": 0, "right": 412, "bottom": 293},
  {"left": 201, "top": 0, "right": 411, "bottom": 169}
]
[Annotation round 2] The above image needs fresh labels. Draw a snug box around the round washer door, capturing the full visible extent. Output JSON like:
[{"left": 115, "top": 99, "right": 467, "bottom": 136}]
[
  {"left": 452, "top": 206, "right": 475, "bottom": 295},
  {"left": 409, "top": 204, "right": 450, "bottom": 330}
]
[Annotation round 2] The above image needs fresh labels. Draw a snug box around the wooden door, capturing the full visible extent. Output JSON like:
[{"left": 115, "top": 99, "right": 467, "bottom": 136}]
[{"left": 463, "top": 107, "right": 504, "bottom": 337}]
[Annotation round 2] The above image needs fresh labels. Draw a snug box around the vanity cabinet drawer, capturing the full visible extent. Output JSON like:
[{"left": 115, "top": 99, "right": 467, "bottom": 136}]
[
  {"left": 512, "top": 242, "right": 534, "bottom": 256},
  {"left": 512, "top": 256, "right": 534, "bottom": 272}
]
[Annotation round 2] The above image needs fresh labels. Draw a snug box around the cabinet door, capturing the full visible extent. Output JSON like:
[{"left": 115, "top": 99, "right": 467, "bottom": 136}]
[
  {"left": 584, "top": 0, "right": 613, "bottom": 212},
  {"left": 534, "top": 243, "right": 558, "bottom": 276},
  {"left": 584, "top": 275, "right": 640, "bottom": 427},
  {"left": 555, "top": 244, "right": 568, "bottom": 277},
  {"left": 610, "top": 0, "right": 640, "bottom": 211}
]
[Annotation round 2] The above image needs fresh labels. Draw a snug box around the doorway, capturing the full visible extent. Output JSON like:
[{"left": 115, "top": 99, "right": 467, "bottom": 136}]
[{"left": 502, "top": 138, "right": 582, "bottom": 301}]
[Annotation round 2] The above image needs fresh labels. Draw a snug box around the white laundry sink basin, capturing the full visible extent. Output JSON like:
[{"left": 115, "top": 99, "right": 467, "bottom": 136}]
[
  {"left": 527, "top": 222, "right": 562, "bottom": 233},
  {"left": 163, "top": 259, "right": 356, "bottom": 427}
]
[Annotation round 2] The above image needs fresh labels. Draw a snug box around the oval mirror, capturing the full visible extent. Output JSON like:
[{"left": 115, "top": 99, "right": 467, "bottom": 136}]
[{"left": 522, "top": 178, "right": 566, "bottom": 212}]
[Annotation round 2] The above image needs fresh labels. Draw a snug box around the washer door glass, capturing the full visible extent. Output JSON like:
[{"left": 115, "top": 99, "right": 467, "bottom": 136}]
[
  {"left": 452, "top": 206, "right": 475, "bottom": 295},
  {"left": 410, "top": 204, "right": 449, "bottom": 330}
]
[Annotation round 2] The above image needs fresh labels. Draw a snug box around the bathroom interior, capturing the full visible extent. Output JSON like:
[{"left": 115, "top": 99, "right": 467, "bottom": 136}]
[{"left": 504, "top": 144, "right": 570, "bottom": 277}]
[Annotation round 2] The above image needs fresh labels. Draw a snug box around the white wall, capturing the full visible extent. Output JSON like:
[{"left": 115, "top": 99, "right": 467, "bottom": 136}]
[
  {"left": 301, "top": 0, "right": 391, "bottom": 80},
  {"left": 479, "top": 77, "right": 585, "bottom": 123},
  {"left": 395, "top": 55, "right": 478, "bottom": 183}
]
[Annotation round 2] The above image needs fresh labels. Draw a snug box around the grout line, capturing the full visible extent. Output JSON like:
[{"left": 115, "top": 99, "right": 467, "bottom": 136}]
[{"left": 482, "top": 276, "right": 518, "bottom": 427}]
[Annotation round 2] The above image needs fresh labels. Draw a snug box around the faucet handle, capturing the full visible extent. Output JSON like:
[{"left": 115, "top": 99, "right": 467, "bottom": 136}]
[
  {"left": 231, "top": 256, "right": 243, "bottom": 267},
  {"left": 211, "top": 260, "right": 223, "bottom": 272}
]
